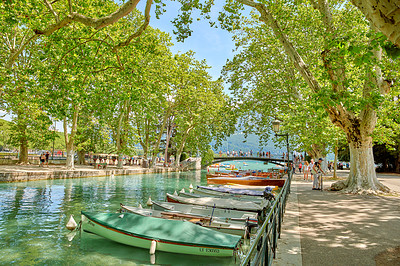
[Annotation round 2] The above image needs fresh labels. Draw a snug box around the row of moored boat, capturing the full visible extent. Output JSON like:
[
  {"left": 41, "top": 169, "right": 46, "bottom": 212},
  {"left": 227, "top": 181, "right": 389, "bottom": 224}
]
[{"left": 79, "top": 184, "right": 280, "bottom": 257}]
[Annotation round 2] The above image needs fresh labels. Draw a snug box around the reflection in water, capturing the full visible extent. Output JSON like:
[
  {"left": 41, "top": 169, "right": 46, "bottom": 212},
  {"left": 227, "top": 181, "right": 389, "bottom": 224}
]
[
  {"left": 80, "top": 232, "right": 235, "bottom": 265},
  {"left": 0, "top": 162, "right": 271, "bottom": 265},
  {"left": 0, "top": 171, "right": 222, "bottom": 264}
]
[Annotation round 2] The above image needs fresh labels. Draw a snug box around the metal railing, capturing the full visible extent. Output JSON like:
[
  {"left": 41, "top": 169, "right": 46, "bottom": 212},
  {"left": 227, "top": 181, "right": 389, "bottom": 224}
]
[{"left": 241, "top": 170, "right": 293, "bottom": 266}]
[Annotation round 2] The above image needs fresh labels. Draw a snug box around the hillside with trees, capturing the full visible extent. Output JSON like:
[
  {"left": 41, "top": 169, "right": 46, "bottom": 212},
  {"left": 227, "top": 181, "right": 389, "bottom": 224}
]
[{"left": 214, "top": 133, "right": 285, "bottom": 156}]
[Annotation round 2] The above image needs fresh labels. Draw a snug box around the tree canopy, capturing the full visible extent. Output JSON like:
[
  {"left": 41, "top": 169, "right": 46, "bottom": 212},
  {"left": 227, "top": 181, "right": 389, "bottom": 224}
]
[{"left": 1, "top": 0, "right": 400, "bottom": 194}]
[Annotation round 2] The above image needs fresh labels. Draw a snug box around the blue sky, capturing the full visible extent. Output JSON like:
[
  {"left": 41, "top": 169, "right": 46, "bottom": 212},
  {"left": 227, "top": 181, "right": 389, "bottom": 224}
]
[{"left": 139, "top": 0, "right": 237, "bottom": 80}]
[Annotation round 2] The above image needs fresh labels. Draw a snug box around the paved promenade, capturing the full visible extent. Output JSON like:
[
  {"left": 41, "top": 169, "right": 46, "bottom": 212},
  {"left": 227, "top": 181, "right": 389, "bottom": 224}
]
[{"left": 274, "top": 171, "right": 400, "bottom": 265}]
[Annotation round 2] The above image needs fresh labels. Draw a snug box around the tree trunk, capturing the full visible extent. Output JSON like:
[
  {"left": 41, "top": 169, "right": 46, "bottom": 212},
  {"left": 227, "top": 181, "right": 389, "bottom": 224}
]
[
  {"left": 173, "top": 127, "right": 192, "bottom": 167},
  {"left": 16, "top": 118, "right": 29, "bottom": 164},
  {"left": 115, "top": 100, "right": 130, "bottom": 169},
  {"left": 150, "top": 108, "right": 172, "bottom": 167},
  {"left": 18, "top": 134, "right": 29, "bottom": 164},
  {"left": 343, "top": 137, "right": 389, "bottom": 193},
  {"left": 135, "top": 115, "right": 148, "bottom": 160},
  {"left": 164, "top": 122, "right": 173, "bottom": 166},
  {"left": 77, "top": 150, "right": 86, "bottom": 165},
  {"left": 65, "top": 142, "right": 75, "bottom": 169},
  {"left": 117, "top": 153, "right": 124, "bottom": 168},
  {"left": 307, "top": 143, "right": 325, "bottom": 161},
  {"left": 64, "top": 106, "right": 79, "bottom": 169},
  {"left": 175, "top": 149, "right": 183, "bottom": 167},
  {"left": 396, "top": 143, "right": 400, "bottom": 173}
]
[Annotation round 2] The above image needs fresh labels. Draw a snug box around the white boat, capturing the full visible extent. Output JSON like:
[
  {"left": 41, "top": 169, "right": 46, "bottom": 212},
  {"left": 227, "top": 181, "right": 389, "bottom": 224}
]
[
  {"left": 166, "top": 193, "right": 270, "bottom": 213},
  {"left": 179, "top": 191, "right": 265, "bottom": 204},
  {"left": 152, "top": 201, "right": 259, "bottom": 224}
]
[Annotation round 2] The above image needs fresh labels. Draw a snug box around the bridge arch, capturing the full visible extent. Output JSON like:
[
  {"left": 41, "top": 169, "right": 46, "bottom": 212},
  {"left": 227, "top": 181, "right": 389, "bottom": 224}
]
[{"left": 210, "top": 156, "right": 292, "bottom": 167}]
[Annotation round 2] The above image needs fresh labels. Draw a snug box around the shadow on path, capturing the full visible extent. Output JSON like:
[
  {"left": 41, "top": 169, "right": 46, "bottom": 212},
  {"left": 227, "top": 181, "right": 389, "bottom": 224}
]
[{"left": 297, "top": 182, "right": 400, "bottom": 266}]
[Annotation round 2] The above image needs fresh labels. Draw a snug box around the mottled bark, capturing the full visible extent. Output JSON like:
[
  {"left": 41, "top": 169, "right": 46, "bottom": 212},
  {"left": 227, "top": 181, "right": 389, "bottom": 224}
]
[
  {"left": 77, "top": 150, "right": 86, "bottom": 165},
  {"left": 64, "top": 106, "right": 79, "bottom": 169},
  {"left": 174, "top": 127, "right": 193, "bottom": 167},
  {"left": 344, "top": 137, "right": 389, "bottom": 193},
  {"left": 351, "top": 0, "right": 400, "bottom": 47},
  {"left": 117, "top": 154, "right": 124, "bottom": 168},
  {"left": 150, "top": 108, "right": 172, "bottom": 167},
  {"left": 327, "top": 100, "right": 389, "bottom": 193},
  {"left": 135, "top": 112, "right": 149, "bottom": 160},
  {"left": 115, "top": 100, "right": 130, "bottom": 169},
  {"left": 164, "top": 122, "right": 173, "bottom": 165},
  {"left": 18, "top": 135, "right": 29, "bottom": 164}
]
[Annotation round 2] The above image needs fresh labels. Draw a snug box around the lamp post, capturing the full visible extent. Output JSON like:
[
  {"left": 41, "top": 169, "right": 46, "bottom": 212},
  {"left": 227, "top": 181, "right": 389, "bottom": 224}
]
[
  {"left": 272, "top": 119, "right": 290, "bottom": 172},
  {"left": 52, "top": 119, "right": 56, "bottom": 160}
]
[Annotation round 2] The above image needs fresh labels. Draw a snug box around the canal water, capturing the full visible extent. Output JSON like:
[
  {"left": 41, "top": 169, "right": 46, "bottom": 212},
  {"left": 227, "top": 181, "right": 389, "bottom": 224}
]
[{"left": 0, "top": 161, "right": 275, "bottom": 265}]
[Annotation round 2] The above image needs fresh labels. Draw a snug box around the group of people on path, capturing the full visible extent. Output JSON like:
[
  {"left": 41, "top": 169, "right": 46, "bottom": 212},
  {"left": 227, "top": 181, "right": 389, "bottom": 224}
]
[
  {"left": 292, "top": 158, "right": 326, "bottom": 190},
  {"left": 39, "top": 151, "right": 50, "bottom": 167}
]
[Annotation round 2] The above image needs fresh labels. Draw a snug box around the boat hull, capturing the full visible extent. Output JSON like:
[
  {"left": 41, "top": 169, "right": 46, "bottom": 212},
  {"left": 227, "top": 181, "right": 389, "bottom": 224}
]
[
  {"left": 196, "top": 186, "right": 277, "bottom": 196},
  {"left": 207, "top": 177, "right": 286, "bottom": 187},
  {"left": 81, "top": 212, "right": 240, "bottom": 257}
]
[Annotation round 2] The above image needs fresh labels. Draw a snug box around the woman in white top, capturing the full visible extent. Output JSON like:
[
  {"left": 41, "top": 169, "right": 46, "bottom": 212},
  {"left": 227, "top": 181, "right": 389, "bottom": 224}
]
[
  {"left": 308, "top": 159, "right": 314, "bottom": 181},
  {"left": 303, "top": 161, "right": 310, "bottom": 181}
]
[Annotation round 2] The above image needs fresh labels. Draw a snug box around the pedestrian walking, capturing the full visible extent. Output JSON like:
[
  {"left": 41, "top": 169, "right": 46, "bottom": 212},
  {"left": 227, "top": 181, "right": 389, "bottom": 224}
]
[
  {"left": 45, "top": 151, "right": 50, "bottom": 167},
  {"left": 312, "top": 158, "right": 326, "bottom": 190},
  {"left": 303, "top": 161, "right": 309, "bottom": 181},
  {"left": 299, "top": 162, "right": 302, "bottom": 173},
  {"left": 328, "top": 162, "right": 333, "bottom": 172},
  {"left": 39, "top": 153, "right": 46, "bottom": 167}
]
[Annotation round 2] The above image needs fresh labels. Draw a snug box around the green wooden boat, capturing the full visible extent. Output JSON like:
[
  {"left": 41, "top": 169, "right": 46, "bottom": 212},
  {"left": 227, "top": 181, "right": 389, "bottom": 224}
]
[
  {"left": 81, "top": 211, "right": 241, "bottom": 257},
  {"left": 120, "top": 204, "right": 251, "bottom": 238}
]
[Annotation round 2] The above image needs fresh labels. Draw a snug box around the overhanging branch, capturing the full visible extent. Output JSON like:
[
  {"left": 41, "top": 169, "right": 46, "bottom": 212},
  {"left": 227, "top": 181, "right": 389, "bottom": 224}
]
[{"left": 112, "top": 0, "right": 153, "bottom": 52}]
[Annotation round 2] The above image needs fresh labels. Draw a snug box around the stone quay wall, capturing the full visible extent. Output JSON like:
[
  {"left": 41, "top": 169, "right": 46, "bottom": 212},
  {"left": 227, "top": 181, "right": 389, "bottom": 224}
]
[{"left": 0, "top": 167, "right": 181, "bottom": 183}]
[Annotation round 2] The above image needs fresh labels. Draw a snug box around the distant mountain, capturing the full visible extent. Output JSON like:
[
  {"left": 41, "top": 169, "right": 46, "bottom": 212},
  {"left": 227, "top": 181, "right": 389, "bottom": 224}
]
[{"left": 214, "top": 133, "right": 287, "bottom": 156}]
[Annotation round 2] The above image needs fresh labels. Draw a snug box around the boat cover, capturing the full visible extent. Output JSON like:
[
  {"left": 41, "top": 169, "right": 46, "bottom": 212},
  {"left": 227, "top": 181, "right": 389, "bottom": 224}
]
[
  {"left": 166, "top": 193, "right": 266, "bottom": 212},
  {"left": 197, "top": 186, "right": 274, "bottom": 196},
  {"left": 82, "top": 211, "right": 241, "bottom": 249}
]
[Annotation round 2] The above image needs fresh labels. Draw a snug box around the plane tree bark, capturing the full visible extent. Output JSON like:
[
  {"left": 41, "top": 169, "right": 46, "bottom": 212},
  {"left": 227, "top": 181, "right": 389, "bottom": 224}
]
[
  {"left": 351, "top": 0, "right": 400, "bottom": 47},
  {"left": 64, "top": 105, "right": 79, "bottom": 169}
]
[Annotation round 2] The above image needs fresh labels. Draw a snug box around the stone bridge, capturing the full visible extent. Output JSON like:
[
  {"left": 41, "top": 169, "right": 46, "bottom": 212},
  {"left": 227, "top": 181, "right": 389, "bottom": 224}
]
[{"left": 211, "top": 156, "right": 292, "bottom": 167}]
